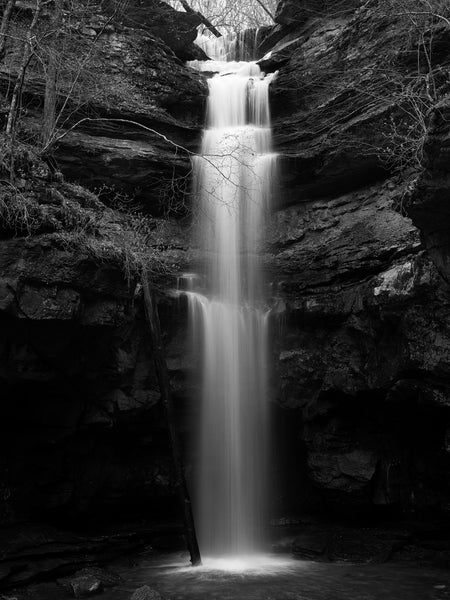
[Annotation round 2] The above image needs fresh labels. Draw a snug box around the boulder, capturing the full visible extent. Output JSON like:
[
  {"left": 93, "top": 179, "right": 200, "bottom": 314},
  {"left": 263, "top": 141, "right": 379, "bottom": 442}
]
[
  {"left": 110, "top": 0, "right": 202, "bottom": 60},
  {"left": 72, "top": 567, "right": 123, "bottom": 588},
  {"left": 70, "top": 575, "right": 103, "bottom": 598},
  {"left": 130, "top": 586, "right": 163, "bottom": 600}
]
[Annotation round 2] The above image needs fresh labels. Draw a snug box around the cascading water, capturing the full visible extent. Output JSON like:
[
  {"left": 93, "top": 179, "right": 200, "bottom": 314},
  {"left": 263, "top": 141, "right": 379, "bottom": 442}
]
[
  {"left": 185, "top": 40, "right": 276, "bottom": 559},
  {"left": 195, "top": 28, "right": 262, "bottom": 63}
]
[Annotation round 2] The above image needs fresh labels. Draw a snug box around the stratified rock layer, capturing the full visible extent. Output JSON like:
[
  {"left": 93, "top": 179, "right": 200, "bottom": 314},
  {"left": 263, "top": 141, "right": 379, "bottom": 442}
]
[
  {"left": 1, "top": 0, "right": 207, "bottom": 213},
  {"left": 0, "top": 234, "right": 177, "bottom": 526},
  {"left": 260, "top": 0, "right": 450, "bottom": 513}
]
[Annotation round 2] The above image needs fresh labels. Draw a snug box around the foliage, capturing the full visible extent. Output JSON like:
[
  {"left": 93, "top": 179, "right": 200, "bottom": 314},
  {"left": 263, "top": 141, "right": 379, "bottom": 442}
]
[
  {"left": 0, "top": 173, "right": 167, "bottom": 283},
  {"left": 53, "top": 211, "right": 166, "bottom": 285}
]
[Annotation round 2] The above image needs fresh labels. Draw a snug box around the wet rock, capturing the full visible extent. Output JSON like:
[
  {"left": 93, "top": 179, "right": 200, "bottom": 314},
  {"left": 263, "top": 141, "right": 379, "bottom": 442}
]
[
  {"left": 290, "top": 520, "right": 412, "bottom": 563},
  {"left": 307, "top": 449, "right": 378, "bottom": 493},
  {"left": 327, "top": 529, "right": 404, "bottom": 563},
  {"left": 151, "top": 534, "right": 187, "bottom": 552},
  {"left": 130, "top": 585, "right": 162, "bottom": 600},
  {"left": 292, "top": 531, "right": 329, "bottom": 559},
  {"left": 72, "top": 567, "right": 123, "bottom": 588},
  {"left": 70, "top": 574, "right": 103, "bottom": 597}
]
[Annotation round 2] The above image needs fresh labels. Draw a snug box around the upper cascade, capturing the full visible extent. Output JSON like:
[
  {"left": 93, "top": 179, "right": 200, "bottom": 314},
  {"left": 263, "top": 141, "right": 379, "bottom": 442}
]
[
  {"left": 206, "top": 64, "right": 273, "bottom": 129},
  {"left": 194, "top": 28, "right": 263, "bottom": 63}
]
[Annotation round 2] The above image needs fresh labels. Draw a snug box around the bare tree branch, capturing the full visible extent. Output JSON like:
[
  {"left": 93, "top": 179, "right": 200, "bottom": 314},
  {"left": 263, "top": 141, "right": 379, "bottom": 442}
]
[
  {"left": 0, "top": 0, "right": 15, "bottom": 61},
  {"left": 178, "top": 0, "right": 221, "bottom": 36},
  {"left": 253, "top": 0, "right": 274, "bottom": 22}
]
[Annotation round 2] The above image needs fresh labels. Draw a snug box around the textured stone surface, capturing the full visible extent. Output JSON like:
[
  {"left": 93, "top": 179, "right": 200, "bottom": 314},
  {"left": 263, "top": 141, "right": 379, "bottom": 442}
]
[
  {"left": 406, "top": 98, "right": 450, "bottom": 284},
  {"left": 275, "top": 0, "right": 360, "bottom": 26},
  {"left": 0, "top": 233, "right": 177, "bottom": 526},
  {"left": 70, "top": 575, "right": 103, "bottom": 598},
  {"left": 130, "top": 586, "right": 163, "bottom": 600},
  {"left": 254, "top": 0, "right": 450, "bottom": 513},
  {"left": 1, "top": 1, "right": 207, "bottom": 213},
  {"left": 266, "top": 0, "right": 450, "bottom": 205}
]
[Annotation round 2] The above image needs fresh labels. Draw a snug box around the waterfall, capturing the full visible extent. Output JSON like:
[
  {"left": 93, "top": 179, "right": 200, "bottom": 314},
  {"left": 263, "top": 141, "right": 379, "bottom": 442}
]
[
  {"left": 186, "top": 43, "right": 276, "bottom": 558},
  {"left": 195, "top": 29, "right": 262, "bottom": 63}
]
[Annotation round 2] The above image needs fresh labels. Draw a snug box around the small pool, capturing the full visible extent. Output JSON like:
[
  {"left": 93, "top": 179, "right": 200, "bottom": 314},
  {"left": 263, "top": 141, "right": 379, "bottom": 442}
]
[{"left": 104, "top": 552, "right": 450, "bottom": 600}]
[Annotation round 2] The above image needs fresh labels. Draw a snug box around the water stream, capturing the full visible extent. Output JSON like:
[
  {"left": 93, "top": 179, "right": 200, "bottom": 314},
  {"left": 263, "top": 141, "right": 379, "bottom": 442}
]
[{"left": 185, "top": 40, "right": 277, "bottom": 559}]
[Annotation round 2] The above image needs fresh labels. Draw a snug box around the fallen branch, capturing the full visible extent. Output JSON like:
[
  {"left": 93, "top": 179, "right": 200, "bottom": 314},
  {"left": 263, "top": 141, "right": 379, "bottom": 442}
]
[
  {"left": 178, "top": 0, "right": 221, "bottom": 37},
  {"left": 141, "top": 273, "right": 202, "bottom": 567}
]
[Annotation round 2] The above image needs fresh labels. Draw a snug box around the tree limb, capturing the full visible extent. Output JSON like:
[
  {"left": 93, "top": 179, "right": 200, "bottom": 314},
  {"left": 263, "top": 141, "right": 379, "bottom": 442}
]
[
  {"left": 0, "top": 0, "right": 15, "bottom": 61},
  {"left": 253, "top": 0, "right": 274, "bottom": 22},
  {"left": 141, "top": 273, "right": 202, "bottom": 567},
  {"left": 178, "top": 0, "right": 221, "bottom": 37}
]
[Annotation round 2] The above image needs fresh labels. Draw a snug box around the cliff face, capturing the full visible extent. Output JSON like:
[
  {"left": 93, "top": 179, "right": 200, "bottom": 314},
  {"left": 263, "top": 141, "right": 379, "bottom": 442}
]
[
  {"left": 263, "top": 0, "right": 450, "bottom": 513},
  {"left": 0, "top": 204, "right": 182, "bottom": 528},
  {"left": 0, "top": 0, "right": 201, "bottom": 533},
  {"left": 0, "top": 0, "right": 207, "bottom": 213}
]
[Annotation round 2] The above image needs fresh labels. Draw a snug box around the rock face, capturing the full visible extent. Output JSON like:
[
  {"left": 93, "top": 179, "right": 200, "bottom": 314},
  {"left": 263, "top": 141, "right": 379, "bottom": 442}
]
[
  {"left": 261, "top": 0, "right": 450, "bottom": 514},
  {"left": 0, "top": 0, "right": 196, "bottom": 537},
  {"left": 0, "top": 233, "right": 178, "bottom": 525},
  {"left": 406, "top": 99, "right": 450, "bottom": 283},
  {"left": 1, "top": 0, "right": 207, "bottom": 213},
  {"left": 130, "top": 586, "right": 163, "bottom": 600},
  {"left": 265, "top": 0, "right": 450, "bottom": 205},
  {"left": 275, "top": 0, "right": 359, "bottom": 26}
]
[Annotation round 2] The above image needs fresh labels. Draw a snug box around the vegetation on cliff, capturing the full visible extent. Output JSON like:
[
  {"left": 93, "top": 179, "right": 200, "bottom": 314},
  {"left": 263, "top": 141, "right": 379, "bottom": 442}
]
[{"left": 0, "top": 0, "right": 205, "bottom": 283}]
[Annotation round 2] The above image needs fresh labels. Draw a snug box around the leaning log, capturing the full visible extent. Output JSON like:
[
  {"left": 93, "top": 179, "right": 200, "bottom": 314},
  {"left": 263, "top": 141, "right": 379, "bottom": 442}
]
[
  {"left": 141, "top": 273, "right": 202, "bottom": 567},
  {"left": 178, "top": 0, "right": 221, "bottom": 37}
]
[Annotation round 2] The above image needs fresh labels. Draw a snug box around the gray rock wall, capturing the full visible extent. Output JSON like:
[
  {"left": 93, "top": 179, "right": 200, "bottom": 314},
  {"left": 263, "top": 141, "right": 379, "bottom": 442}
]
[{"left": 263, "top": 0, "right": 450, "bottom": 514}]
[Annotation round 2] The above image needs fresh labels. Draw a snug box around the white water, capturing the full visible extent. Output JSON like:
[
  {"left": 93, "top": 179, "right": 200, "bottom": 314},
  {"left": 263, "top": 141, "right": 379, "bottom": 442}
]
[
  {"left": 186, "top": 44, "right": 276, "bottom": 558},
  {"left": 194, "top": 29, "right": 262, "bottom": 64}
]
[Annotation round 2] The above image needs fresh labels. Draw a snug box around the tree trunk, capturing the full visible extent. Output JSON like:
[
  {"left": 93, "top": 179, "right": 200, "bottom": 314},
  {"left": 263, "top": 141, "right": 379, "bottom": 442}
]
[
  {"left": 253, "top": 0, "right": 275, "bottom": 21},
  {"left": 178, "top": 0, "right": 221, "bottom": 37},
  {"left": 6, "top": 0, "right": 42, "bottom": 137},
  {"left": 0, "top": 0, "right": 15, "bottom": 62},
  {"left": 42, "top": 0, "right": 63, "bottom": 146},
  {"left": 141, "top": 274, "right": 202, "bottom": 567}
]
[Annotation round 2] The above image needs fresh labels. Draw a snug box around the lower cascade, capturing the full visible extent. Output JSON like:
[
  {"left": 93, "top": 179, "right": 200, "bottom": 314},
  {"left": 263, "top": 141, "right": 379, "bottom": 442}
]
[{"left": 185, "top": 49, "right": 277, "bottom": 557}]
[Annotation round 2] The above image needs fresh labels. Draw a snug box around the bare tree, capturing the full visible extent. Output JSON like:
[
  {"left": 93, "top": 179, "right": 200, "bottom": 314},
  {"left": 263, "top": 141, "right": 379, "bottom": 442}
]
[
  {"left": 42, "top": 0, "right": 63, "bottom": 145},
  {"left": 5, "top": 0, "right": 45, "bottom": 138},
  {"left": 142, "top": 273, "right": 202, "bottom": 567},
  {"left": 0, "top": 0, "right": 15, "bottom": 61},
  {"left": 178, "top": 0, "right": 221, "bottom": 36}
]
